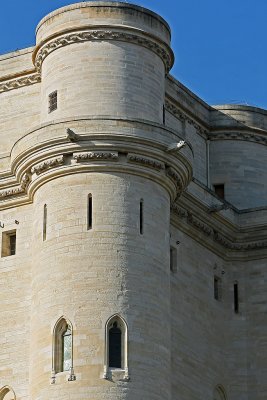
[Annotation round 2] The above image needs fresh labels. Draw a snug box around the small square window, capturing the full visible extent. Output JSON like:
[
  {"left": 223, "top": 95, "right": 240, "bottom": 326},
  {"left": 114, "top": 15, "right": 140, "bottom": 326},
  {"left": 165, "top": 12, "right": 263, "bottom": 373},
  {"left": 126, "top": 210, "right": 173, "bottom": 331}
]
[
  {"left": 48, "top": 91, "right": 57, "bottom": 113},
  {"left": 213, "top": 184, "right": 225, "bottom": 200},
  {"left": 1, "top": 230, "right": 16, "bottom": 257}
]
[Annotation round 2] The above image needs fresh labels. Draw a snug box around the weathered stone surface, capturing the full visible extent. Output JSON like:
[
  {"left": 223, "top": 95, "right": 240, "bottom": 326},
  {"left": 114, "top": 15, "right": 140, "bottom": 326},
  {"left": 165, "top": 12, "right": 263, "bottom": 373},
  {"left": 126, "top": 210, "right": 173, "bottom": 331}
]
[{"left": 0, "top": 2, "right": 266, "bottom": 400}]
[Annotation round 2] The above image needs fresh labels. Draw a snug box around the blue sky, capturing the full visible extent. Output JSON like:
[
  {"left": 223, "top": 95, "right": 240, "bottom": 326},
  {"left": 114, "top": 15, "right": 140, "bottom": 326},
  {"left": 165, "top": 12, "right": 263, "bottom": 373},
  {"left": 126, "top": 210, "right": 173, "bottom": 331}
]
[{"left": 1, "top": 0, "right": 266, "bottom": 109}]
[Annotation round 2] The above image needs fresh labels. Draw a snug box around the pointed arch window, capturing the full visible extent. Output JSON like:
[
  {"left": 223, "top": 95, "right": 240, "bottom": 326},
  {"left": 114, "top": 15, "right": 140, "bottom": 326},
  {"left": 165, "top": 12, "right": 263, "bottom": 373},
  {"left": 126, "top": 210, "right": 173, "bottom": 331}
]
[
  {"left": 0, "top": 386, "right": 16, "bottom": 400},
  {"left": 103, "top": 314, "right": 129, "bottom": 380},
  {"left": 52, "top": 317, "right": 75, "bottom": 382}
]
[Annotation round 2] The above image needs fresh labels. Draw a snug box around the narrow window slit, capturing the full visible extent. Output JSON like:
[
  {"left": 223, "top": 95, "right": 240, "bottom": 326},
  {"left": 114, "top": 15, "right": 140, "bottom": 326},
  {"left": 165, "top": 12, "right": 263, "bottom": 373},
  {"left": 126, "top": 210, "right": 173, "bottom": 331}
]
[
  {"left": 43, "top": 204, "right": 47, "bottom": 241},
  {"left": 170, "top": 246, "right": 177, "bottom": 273},
  {"left": 163, "top": 104, "right": 166, "bottom": 125},
  {"left": 88, "top": 194, "right": 92, "bottom": 230},
  {"left": 234, "top": 282, "right": 239, "bottom": 313},
  {"left": 140, "top": 199, "right": 143, "bottom": 235}
]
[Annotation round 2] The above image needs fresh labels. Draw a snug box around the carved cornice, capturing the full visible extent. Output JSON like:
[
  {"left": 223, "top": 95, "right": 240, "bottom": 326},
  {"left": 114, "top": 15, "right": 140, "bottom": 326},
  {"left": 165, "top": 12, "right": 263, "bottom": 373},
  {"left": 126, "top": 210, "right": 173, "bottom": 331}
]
[
  {"left": 171, "top": 204, "right": 188, "bottom": 218},
  {"left": 165, "top": 99, "right": 208, "bottom": 136},
  {"left": 0, "top": 72, "right": 41, "bottom": 94},
  {"left": 213, "top": 232, "right": 267, "bottom": 251},
  {"left": 31, "top": 156, "right": 64, "bottom": 175},
  {"left": 187, "top": 213, "right": 213, "bottom": 236},
  {"left": 171, "top": 205, "right": 267, "bottom": 257},
  {"left": 73, "top": 151, "right": 118, "bottom": 161},
  {"left": 166, "top": 167, "right": 183, "bottom": 194},
  {"left": 127, "top": 153, "right": 164, "bottom": 170},
  {"left": 34, "top": 30, "right": 173, "bottom": 73},
  {"left": 0, "top": 173, "right": 31, "bottom": 199},
  {"left": 209, "top": 131, "right": 267, "bottom": 146}
]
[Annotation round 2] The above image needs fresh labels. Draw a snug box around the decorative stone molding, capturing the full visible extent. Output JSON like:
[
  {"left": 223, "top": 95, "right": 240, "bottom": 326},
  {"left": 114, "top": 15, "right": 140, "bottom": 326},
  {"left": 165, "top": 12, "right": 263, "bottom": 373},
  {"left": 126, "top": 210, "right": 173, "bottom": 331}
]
[
  {"left": 166, "top": 168, "right": 183, "bottom": 193},
  {"left": 172, "top": 205, "right": 267, "bottom": 253},
  {"left": 187, "top": 213, "right": 213, "bottom": 236},
  {"left": 165, "top": 99, "right": 208, "bottom": 136},
  {"left": 213, "top": 232, "right": 267, "bottom": 251},
  {"left": 209, "top": 131, "right": 267, "bottom": 146},
  {"left": 34, "top": 30, "right": 173, "bottom": 73},
  {"left": 171, "top": 203, "right": 188, "bottom": 218},
  {"left": 0, "top": 172, "right": 31, "bottom": 199},
  {"left": 31, "top": 155, "right": 64, "bottom": 175},
  {"left": 0, "top": 186, "right": 24, "bottom": 199},
  {"left": 0, "top": 72, "right": 41, "bottom": 94},
  {"left": 127, "top": 153, "right": 164, "bottom": 170},
  {"left": 68, "top": 367, "right": 76, "bottom": 382},
  {"left": 50, "top": 371, "right": 56, "bottom": 385},
  {"left": 73, "top": 151, "right": 118, "bottom": 161}
]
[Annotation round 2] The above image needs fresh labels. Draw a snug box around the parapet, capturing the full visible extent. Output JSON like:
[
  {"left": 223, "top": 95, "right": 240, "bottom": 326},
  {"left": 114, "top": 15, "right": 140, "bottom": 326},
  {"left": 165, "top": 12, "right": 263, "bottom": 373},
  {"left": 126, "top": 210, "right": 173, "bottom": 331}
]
[
  {"left": 35, "top": 1, "right": 172, "bottom": 50},
  {"left": 211, "top": 104, "right": 267, "bottom": 131}
]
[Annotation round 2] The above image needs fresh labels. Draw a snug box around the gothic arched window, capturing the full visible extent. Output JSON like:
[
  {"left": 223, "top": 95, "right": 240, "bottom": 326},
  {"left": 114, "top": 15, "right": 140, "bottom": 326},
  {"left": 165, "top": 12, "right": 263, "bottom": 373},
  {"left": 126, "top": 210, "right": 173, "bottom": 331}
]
[
  {"left": 53, "top": 317, "right": 73, "bottom": 374},
  {"left": 103, "top": 314, "right": 129, "bottom": 380}
]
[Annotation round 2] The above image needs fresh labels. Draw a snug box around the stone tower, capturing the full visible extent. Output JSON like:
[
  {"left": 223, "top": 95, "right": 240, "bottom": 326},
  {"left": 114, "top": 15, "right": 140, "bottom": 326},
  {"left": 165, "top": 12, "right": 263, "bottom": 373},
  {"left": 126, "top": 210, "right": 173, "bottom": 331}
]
[
  {"left": 1, "top": 2, "right": 192, "bottom": 400},
  {"left": 1, "top": 2, "right": 267, "bottom": 400}
]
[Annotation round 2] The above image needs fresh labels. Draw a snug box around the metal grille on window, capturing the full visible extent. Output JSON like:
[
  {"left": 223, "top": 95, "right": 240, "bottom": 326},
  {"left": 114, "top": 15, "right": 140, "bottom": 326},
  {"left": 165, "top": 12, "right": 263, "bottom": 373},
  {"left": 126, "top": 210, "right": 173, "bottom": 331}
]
[{"left": 48, "top": 91, "right": 57, "bottom": 113}]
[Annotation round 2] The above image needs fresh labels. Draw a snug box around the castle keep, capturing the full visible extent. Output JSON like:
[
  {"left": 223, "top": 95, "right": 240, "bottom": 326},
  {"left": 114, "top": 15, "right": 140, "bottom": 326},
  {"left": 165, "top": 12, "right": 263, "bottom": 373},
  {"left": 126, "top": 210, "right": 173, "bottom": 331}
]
[{"left": 0, "top": 2, "right": 267, "bottom": 399}]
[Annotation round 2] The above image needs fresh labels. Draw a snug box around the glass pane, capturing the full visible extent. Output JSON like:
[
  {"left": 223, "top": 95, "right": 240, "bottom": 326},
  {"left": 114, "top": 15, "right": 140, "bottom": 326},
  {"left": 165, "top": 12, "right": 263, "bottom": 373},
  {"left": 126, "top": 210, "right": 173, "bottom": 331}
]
[{"left": 63, "top": 328, "right": 72, "bottom": 371}]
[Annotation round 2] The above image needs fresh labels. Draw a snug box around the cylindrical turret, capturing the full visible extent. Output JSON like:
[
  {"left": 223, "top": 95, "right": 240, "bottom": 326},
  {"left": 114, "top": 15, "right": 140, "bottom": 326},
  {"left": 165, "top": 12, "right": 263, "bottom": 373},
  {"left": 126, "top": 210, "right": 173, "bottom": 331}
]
[
  {"left": 210, "top": 105, "right": 267, "bottom": 209},
  {"left": 34, "top": 1, "right": 174, "bottom": 124},
  {"left": 30, "top": 173, "right": 171, "bottom": 400},
  {"left": 26, "top": 3, "right": 192, "bottom": 400}
]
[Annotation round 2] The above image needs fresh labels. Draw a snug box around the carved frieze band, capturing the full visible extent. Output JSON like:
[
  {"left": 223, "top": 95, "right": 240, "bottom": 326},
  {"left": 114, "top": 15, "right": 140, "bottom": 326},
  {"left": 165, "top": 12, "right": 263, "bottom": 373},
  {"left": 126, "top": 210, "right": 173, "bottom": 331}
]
[
  {"left": 171, "top": 206, "right": 267, "bottom": 251},
  {"left": 0, "top": 73, "right": 41, "bottom": 94},
  {"left": 31, "top": 156, "right": 64, "bottom": 175},
  {"left": 127, "top": 153, "right": 164, "bottom": 171},
  {"left": 165, "top": 99, "right": 208, "bottom": 136},
  {"left": 187, "top": 213, "right": 213, "bottom": 236},
  {"left": 166, "top": 100, "right": 267, "bottom": 145},
  {"left": 213, "top": 232, "right": 267, "bottom": 251},
  {"left": 0, "top": 173, "right": 31, "bottom": 199},
  {"left": 34, "top": 30, "right": 173, "bottom": 72},
  {"left": 209, "top": 132, "right": 267, "bottom": 146},
  {"left": 166, "top": 168, "right": 183, "bottom": 193},
  {"left": 73, "top": 151, "right": 118, "bottom": 161}
]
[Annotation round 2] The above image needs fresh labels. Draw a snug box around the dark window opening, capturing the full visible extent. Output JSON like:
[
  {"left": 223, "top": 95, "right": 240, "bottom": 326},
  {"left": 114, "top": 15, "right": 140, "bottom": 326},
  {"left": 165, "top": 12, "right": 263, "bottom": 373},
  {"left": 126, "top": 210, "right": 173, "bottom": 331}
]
[
  {"left": 109, "top": 321, "right": 122, "bottom": 368},
  {"left": 213, "top": 184, "right": 225, "bottom": 200},
  {"left": 140, "top": 199, "right": 143, "bottom": 235},
  {"left": 234, "top": 282, "right": 239, "bottom": 313},
  {"left": 214, "top": 276, "right": 221, "bottom": 301},
  {"left": 170, "top": 246, "right": 177, "bottom": 273},
  {"left": 1, "top": 230, "right": 16, "bottom": 257},
  {"left": 163, "top": 104, "right": 166, "bottom": 125},
  {"left": 88, "top": 194, "right": 92, "bottom": 230},
  {"left": 43, "top": 204, "right": 47, "bottom": 241},
  {"left": 48, "top": 91, "right": 57, "bottom": 113}
]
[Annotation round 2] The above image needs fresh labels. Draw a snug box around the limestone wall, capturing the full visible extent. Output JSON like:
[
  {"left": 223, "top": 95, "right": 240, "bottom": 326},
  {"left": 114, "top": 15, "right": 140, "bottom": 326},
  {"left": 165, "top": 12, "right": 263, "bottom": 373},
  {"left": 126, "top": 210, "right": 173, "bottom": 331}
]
[
  {"left": 30, "top": 173, "right": 171, "bottom": 400},
  {"left": 0, "top": 2, "right": 267, "bottom": 400}
]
